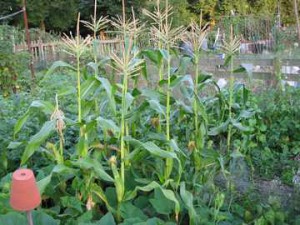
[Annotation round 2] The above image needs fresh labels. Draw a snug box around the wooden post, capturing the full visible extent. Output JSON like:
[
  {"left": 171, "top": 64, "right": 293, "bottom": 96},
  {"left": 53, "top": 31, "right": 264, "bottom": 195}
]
[
  {"left": 294, "top": 0, "right": 300, "bottom": 41},
  {"left": 22, "top": 0, "right": 35, "bottom": 82}
]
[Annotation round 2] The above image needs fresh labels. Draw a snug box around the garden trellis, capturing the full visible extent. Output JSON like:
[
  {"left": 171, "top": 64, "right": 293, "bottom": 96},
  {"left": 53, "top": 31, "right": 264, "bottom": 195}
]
[{"left": 213, "top": 15, "right": 284, "bottom": 54}]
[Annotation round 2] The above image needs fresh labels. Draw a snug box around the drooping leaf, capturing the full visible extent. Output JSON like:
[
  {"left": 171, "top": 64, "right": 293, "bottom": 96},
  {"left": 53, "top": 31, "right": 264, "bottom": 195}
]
[
  {"left": 125, "top": 93, "right": 134, "bottom": 112},
  {"left": 91, "top": 184, "right": 114, "bottom": 213},
  {"left": 72, "top": 158, "right": 114, "bottom": 182},
  {"left": 142, "top": 49, "right": 163, "bottom": 68},
  {"left": 233, "top": 66, "right": 246, "bottom": 73},
  {"left": 81, "top": 77, "right": 99, "bottom": 99},
  {"left": 231, "top": 121, "right": 250, "bottom": 132},
  {"left": 87, "top": 62, "right": 98, "bottom": 75},
  {"left": 159, "top": 49, "right": 170, "bottom": 61},
  {"left": 169, "top": 139, "right": 187, "bottom": 158},
  {"left": 97, "top": 117, "right": 120, "bottom": 137},
  {"left": 208, "top": 120, "right": 230, "bottom": 136},
  {"left": 97, "top": 77, "right": 116, "bottom": 115},
  {"left": 46, "top": 60, "right": 76, "bottom": 76},
  {"left": 148, "top": 100, "right": 166, "bottom": 117},
  {"left": 14, "top": 100, "right": 55, "bottom": 136},
  {"left": 57, "top": 86, "right": 77, "bottom": 96},
  {"left": 7, "top": 142, "right": 23, "bottom": 149},
  {"left": 141, "top": 88, "right": 165, "bottom": 102},
  {"left": 180, "top": 182, "right": 197, "bottom": 223},
  {"left": 170, "top": 74, "right": 193, "bottom": 88},
  {"left": 21, "top": 120, "right": 56, "bottom": 165},
  {"left": 14, "top": 110, "right": 30, "bottom": 136},
  {"left": 239, "top": 110, "right": 255, "bottom": 119},
  {"left": 30, "top": 100, "right": 55, "bottom": 115},
  {"left": 124, "top": 181, "right": 180, "bottom": 218},
  {"left": 194, "top": 92, "right": 208, "bottom": 125},
  {"left": 37, "top": 174, "right": 52, "bottom": 195},
  {"left": 126, "top": 138, "right": 177, "bottom": 159}
]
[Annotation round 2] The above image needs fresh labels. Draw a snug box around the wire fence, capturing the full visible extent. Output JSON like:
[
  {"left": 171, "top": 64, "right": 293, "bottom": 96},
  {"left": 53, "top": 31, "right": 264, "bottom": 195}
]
[{"left": 211, "top": 15, "right": 298, "bottom": 54}]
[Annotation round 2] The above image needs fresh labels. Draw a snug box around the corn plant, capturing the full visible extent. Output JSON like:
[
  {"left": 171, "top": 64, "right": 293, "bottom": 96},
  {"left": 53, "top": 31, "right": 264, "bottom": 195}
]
[
  {"left": 107, "top": 3, "right": 145, "bottom": 219},
  {"left": 182, "top": 17, "right": 210, "bottom": 171},
  {"left": 61, "top": 14, "right": 92, "bottom": 157},
  {"left": 143, "top": 0, "right": 184, "bottom": 181},
  {"left": 221, "top": 27, "right": 241, "bottom": 152}
]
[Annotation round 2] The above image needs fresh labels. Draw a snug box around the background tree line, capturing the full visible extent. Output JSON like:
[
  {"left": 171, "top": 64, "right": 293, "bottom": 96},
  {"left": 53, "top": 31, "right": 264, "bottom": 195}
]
[{"left": 0, "top": 0, "right": 299, "bottom": 33}]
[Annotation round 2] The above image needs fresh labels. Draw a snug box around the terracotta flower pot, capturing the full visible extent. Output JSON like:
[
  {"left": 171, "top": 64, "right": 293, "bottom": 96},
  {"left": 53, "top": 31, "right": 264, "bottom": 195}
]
[{"left": 10, "top": 168, "right": 41, "bottom": 211}]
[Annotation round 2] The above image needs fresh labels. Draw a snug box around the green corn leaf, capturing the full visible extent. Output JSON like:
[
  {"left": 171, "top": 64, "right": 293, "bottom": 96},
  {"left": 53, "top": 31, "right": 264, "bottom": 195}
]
[
  {"left": 150, "top": 188, "right": 174, "bottom": 215},
  {"left": 180, "top": 182, "right": 197, "bottom": 224},
  {"left": 233, "top": 66, "right": 246, "bottom": 73},
  {"left": 97, "top": 117, "right": 120, "bottom": 136},
  {"left": 208, "top": 120, "right": 230, "bottom": 136},
  {"left": 142, "top": 49, "right": 163, "bottom": 68},
  {"left": 124, "top": 181, "right": 180, "bottom": 219},
  {"left": 37, "top": 174, "right": 52, "bottom": 195},
  {"left": 231, "top": 120, "right": 250, "bottom": 132},
  {"left": 126, "top": 137, "right": 182, "bottom": 184},
  {"left": 7, "top": 141, "right": 23, "bottom": 149},
  {"left": 14, "top": 110, "right": 30, "bottom": 136},
  {"left": 81, "top": 77, "right": 99, "bottom": 99},
  {"left": 21, "top": 120, "right": 56, "bottom": 165},
  {"left": 14, "top": 100, "right": 55, "bottom": 137},
  {"left": 170, "top": 74, "right": 193, "bottom": 88},
  {"left": 159, "top": 49, "right": 170, "bottom": 61},
  {"left": 72, "top": 158, "right": 114, "bottom": 182},
  {"left": 126, "top": 138, "right": 177, "bottom": 159},
  {"left": 52, "top": 164, "right": 78, "bottom": 175},
  {"left": 223, "top": 54, "right": 232, "bottom": 67},
  {"left": 170, "top": 139, "right": 187, "bottom": 159},
  {"left": 97, "top": 77, "right": 116, "bottom": 115},
  {"left": 125, "top": 93, "right": 134, "bottom": 111},
  {"left": 141, "top": 88, "right": 165, "bottom": 102},
  {"left": 61, "top": 196, "right": 83, "bottom": 213},
  {"left": 91, "top": 184, "right": 114, "bottom": 214},
  {"left": 110, "top": 162, "right": 124, "bottom": 203},
  {"left": 148, "top": 100, "right": 166, "bottom": 117},
  {"left": 57, "top": 86, "right": 77, "bottom": 96},
  {"left": 194, "top": 92, "right": 208, "bottom": 125},
  {"left": 140, "top": 60, "right": 148, "bottom": 80},
  {"left": 46, "top": 60, "right": 76, "bottom": 76},
  {"left": 125, "top": 101, "right": 149, "bottom": 120},
  {"left": 87, "top": 62, "right": 98, "bottom": 75},
  {"left": 30, "top": 100, "right": 55, "bottom": 114}
]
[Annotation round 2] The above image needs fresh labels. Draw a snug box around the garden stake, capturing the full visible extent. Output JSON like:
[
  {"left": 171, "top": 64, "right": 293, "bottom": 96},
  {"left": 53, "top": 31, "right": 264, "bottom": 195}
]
[{"left": 27, "top": 211, "right": 34, "bottom": 225}]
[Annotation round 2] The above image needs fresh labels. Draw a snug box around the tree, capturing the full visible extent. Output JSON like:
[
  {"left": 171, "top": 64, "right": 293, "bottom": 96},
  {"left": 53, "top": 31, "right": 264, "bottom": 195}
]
[
  {"left": 1, "top": 0, "right": 300, "bottom": 34},
  {"left": 11, "top": 0, "right": 79, "bottom": 31},
  {"left": 0, "top": 0, "right": 22, "bottom": 25}
]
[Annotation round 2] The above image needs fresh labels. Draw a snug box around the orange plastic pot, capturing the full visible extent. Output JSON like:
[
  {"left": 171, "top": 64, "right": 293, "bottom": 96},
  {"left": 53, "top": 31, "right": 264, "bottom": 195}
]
[{"left": 10, "top": 168, "right": 41, "bottom": 211}]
